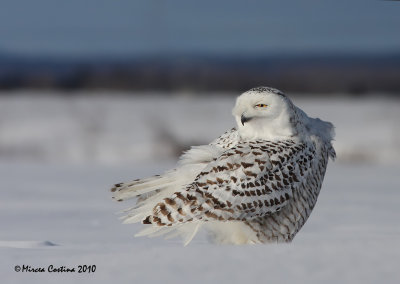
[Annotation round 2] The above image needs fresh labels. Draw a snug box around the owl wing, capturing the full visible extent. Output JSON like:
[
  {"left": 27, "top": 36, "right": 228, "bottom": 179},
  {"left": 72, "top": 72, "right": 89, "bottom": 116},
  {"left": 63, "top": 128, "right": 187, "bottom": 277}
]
[{"left": 143, "top": 139, "right": 315, "bottom": 226}]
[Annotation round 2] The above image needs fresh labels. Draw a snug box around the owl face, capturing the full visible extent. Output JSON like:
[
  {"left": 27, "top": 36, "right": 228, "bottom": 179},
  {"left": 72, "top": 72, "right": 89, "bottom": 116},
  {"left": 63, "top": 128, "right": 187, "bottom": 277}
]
[{"left": 232, "top": 88, "right": 296, "bottom": 140}]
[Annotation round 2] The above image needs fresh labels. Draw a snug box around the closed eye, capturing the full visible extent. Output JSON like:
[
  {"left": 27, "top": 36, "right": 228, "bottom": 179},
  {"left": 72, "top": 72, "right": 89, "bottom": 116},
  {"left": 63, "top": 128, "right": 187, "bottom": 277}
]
[{"left": 255, "top": 104, "right": 268, "bottom": 108}]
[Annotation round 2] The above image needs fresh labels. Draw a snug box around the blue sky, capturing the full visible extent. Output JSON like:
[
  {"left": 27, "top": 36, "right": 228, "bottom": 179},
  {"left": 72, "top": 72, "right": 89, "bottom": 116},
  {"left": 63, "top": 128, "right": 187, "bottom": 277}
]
[{"left": 0, "top": 0, "right": 399, "bottom": 58}]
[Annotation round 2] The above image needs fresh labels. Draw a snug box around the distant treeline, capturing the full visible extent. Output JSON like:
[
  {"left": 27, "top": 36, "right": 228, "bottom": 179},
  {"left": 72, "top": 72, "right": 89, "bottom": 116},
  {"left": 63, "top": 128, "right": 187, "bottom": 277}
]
[{"left": 0, "top": 53, "right": 400, "bottom": 95}]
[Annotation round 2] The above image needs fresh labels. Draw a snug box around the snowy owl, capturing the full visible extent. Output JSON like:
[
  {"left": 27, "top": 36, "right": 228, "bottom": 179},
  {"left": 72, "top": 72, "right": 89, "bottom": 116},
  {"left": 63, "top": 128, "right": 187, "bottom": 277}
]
[{"left": 111, "top": 87, "right": 335, "bottom": 245}]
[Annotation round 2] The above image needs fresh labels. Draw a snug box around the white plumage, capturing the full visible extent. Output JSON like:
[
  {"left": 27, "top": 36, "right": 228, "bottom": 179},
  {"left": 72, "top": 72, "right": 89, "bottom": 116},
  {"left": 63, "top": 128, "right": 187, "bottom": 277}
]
[{"left": 111, "top": 87, "right": 335, "bottom": 245}]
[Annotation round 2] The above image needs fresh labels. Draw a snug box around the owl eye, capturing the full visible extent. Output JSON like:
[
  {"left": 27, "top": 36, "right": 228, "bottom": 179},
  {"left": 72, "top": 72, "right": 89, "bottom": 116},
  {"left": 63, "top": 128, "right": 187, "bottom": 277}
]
[{"left": 255, "top": 104, "right": 268, "bottom": 108}]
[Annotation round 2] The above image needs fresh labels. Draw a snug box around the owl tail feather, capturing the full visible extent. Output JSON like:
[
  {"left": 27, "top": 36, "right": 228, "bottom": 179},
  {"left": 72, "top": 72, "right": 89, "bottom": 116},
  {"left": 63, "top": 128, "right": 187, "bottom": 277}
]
[
  {"left": 133, "top": 222, "right": 202, "bottom": 246},
  {"left": 183, "top": 223, "right": 201, "bottom": 246},
  {"left": 111, "top": 172, "right": 174, "bottom": 202}
]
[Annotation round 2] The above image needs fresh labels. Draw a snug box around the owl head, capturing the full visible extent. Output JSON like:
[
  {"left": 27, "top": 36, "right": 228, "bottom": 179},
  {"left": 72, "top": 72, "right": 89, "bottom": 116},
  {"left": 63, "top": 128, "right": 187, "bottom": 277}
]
[{"left": 232, "top": 87, "right": 299, "bottom": 140}]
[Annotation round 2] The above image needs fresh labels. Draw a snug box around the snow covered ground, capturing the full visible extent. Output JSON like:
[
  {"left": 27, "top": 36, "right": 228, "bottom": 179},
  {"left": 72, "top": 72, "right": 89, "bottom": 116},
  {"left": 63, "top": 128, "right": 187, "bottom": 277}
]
[
  {"left": 1, "top": 92, "right": 399, "bottom": 283},
  {"left": 1, "top": 92, "right": 399, "bottom": 165}
]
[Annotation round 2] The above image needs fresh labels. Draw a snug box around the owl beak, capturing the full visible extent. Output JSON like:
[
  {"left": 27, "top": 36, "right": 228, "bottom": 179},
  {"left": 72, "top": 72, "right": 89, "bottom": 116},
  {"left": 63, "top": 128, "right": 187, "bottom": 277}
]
[{"left": 241, "top": 114, "right": 253, "bottom": 126}]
